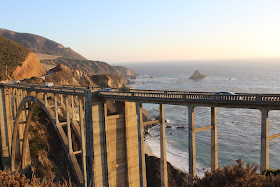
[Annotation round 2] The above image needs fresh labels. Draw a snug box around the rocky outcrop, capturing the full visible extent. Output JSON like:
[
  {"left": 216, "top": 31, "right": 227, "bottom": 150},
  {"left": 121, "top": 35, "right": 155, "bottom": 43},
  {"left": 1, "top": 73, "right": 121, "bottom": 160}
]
[
  {"left": 90, "top": 74, "right": 127, "bottom": 88},
  {"left": 145, "top": 155, "right": 189, "bottom": 186},
  {"left": 13, "top": 52, "right": 46, "bottom": 80},
  {"left": 113, "top": 66, "right": 135, "bottom": 76},
  {"left": 24, "top": 64, "right": 127, "bottom": 88},
  {"left": 0, "top": 28, "right": 86, "bottom": 60},
  {"left": 42, "top": 58, "right": 123, "bottom": 76},
  {"left": 189, "top": 70, "right": 207, "bottom": 80}
]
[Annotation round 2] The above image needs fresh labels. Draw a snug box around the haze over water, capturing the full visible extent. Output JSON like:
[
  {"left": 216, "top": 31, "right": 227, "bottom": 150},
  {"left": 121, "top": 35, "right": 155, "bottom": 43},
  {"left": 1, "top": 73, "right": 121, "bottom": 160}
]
[{"left": 124, "top": 60, "right": 280, "bottom": 176}]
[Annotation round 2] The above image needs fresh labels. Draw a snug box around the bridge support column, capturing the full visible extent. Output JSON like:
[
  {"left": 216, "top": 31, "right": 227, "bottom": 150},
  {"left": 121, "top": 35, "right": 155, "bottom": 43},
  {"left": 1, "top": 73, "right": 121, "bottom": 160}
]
[
  {"left": 125, "top": 101, "right": 140, "bottom": 186},
  {"left": 5, "top": 88, "right": 13, "bottom": 155},
  {"left": 85, "top": 95, "right": 108, "bottom": 187},
  {"left": 211, "top": 107, "right": 218, "bottom": 171},
  {"left": 160, "top": 104, "right": 168, "bottom": 187},
  {"left": 136, "top": 102, "right": 146, "bottom": 187},
  {"left": 188, "top": 105, "right": 196, "bottom": 182},
  {"left": 0, "top": 87, "right": 10, "bottom": 167},
  {"left": 65, "top": 96, "right": 73, "bottom": 153},
  {"left": 260, "top": 108, "right": 269, "bottom": 172},
  {"left": 79, "top": 97, "right": 87, "bottom": 187}
]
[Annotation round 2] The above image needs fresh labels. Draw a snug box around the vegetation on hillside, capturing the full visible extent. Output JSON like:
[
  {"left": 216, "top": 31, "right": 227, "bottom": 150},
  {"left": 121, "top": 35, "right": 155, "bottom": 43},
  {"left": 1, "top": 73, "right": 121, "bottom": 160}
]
[
  {"left": 0, "top": 170, "right": 72, "bottom": 187},
  {"left": 146, "top": 155, "right": 280, "bottom": 187},
  {"left": 0, "top": 35, "right": 30, "bottom": 80},
  {"left": 194, "top": 159, "right": 280, "bottom": 186}
]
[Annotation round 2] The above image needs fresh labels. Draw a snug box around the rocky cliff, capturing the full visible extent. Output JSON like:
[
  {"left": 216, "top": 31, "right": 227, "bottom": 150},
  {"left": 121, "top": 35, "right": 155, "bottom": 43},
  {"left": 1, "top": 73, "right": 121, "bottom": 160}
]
[
  {"left": 0, "top": 35, "right": 46, "bottom": 81},
  {"left": 0, "top": 28, "right": 86, "bottom": 60},
  {"left": 41, "top": 57, "right": 134, "bottom": 77},
  {"left": 22, "top": 64, "right": 127, "bottom": 88},
  {"left": 13, "top": 52, "right": 46, "bottom": 80},
  {"left": 113, "top": 66, "right": 135, "bottom": 76}
]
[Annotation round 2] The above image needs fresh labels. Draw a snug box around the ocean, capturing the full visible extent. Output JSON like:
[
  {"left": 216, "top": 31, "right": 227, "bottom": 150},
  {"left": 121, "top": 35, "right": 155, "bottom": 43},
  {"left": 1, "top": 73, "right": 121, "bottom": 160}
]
[{"left": 122, "top": 60, "right": 280, "bottom": 176}]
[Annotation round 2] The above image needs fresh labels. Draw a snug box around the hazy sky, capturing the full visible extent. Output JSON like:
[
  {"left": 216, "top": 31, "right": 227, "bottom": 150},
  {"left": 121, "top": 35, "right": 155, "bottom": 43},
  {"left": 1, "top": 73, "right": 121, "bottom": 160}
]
[{"left": 1, "top": 1, "right": 280, "bottom": 63}]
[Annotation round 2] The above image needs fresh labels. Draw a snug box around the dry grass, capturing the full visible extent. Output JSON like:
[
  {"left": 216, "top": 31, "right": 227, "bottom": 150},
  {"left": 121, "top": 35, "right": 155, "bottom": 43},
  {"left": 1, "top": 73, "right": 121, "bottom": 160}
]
[
  {"left": 0, "top": 169, "right": 75, "bottom": 187},
  {"left": 194, "top": 159, "right": 280, "bottom": 187}
]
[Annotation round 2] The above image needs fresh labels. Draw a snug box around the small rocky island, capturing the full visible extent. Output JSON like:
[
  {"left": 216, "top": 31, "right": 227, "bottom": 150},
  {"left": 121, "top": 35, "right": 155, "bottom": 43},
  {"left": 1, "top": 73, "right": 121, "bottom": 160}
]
[{"left": 189, "top": 70, "right": 207, "bottom": 80}]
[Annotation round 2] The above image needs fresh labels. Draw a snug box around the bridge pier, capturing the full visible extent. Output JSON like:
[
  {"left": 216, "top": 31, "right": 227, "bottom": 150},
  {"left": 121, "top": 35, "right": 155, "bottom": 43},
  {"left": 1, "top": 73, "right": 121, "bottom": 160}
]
[
  {"left": 5, "top": 88, "right": 12, "bottom": 155},
  {"left": 188, "top": 105, "right": 196, "bottom": 181},
  {"left": 0, "top": 87, "right": 9, "bottom": 167},
  {"left": 211, "top": 107, "right": 218, "bottom": 171},
  {"left": 160, "top": 104, "right": 168, "bottom": 187},
  {"left": 84, "top": 91, "right": 108, "bottom": 187},
  {"left": 136, "top": 102, "right": 145, "bottom": 187},
  {"left": 188, "top": 106, "right": 218, "bottom": 182},
  {"left": 260, "top": 108, "right": 269, "bottom": 172}
]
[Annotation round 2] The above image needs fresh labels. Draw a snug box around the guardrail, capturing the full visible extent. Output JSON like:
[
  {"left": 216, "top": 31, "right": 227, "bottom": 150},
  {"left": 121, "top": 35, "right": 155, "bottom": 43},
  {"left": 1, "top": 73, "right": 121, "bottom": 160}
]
[
  {"left": 99, "top": 91, "right": 280, "bottom": 105},
  {"left": 3, "top": 83, "right": 280, "bottom": 105}
]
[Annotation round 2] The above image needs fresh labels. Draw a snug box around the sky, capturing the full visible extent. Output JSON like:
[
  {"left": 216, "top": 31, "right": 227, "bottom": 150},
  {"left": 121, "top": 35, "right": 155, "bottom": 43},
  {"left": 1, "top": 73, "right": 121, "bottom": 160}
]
[{"left": 1, "top": 1, "right": 280, "bottom": 63}]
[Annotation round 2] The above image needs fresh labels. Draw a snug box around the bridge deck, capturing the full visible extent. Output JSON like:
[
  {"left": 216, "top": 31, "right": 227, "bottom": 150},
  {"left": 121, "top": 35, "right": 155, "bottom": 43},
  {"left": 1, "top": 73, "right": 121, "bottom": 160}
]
[{"left": 99, "top": 90, "right": 280, "bottom": 109}]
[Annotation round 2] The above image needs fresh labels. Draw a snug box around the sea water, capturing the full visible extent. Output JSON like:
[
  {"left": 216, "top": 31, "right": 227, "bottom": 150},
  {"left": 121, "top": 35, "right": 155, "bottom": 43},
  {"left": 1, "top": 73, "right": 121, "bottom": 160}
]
[{"left": 122, "top": 60, "right": 280, "bottom": 176}]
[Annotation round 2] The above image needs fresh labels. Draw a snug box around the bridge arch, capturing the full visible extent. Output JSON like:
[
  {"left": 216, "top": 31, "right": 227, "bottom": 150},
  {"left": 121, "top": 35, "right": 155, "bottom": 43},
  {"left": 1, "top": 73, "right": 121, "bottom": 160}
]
[{"left": 11, "top": 96, "right": 60, "bottom": 172}]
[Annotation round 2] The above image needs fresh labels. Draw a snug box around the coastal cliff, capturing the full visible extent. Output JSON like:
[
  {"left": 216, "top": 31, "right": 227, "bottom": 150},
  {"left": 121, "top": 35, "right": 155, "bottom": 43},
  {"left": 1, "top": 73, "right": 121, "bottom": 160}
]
[
  {"left": 41, "top": 57, "right": 135, "bottom": 77},
  {"left": 22, "top": 64, "right": 127, "bottom": 88},
  {"left": 113, "top": 65, "right": 135, "bottom": 76}
]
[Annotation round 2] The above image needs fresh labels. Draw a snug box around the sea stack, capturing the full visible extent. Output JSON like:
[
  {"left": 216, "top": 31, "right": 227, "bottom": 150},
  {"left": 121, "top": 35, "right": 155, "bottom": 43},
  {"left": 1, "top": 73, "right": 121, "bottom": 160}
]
[{"left": 189, "top": 70, "right": 207, "bottom": 80}]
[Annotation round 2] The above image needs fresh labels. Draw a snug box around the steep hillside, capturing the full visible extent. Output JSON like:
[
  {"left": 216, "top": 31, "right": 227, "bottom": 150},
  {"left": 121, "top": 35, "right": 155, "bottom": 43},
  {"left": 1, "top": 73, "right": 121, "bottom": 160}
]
[
  {"left": 0, "top": 28, "right": 86, "bottom": 60},
  {"left": 22, "top": 64, "right": 127, "bottom": 88},
  {"left": 113, "top": 66, "right": 135, "bottom": 76},
  {"left": 41, "top": 57, "right": 133, "bottom": 76},
  {"left": 0, "top": 35, "right": 46, "bottom": 80}
]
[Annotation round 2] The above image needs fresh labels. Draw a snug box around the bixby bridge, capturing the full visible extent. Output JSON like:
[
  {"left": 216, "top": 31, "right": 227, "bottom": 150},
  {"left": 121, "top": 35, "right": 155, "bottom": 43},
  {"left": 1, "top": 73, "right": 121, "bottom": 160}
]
[{"left": 0, "top": 83, "right": 279, "bottom": 187}]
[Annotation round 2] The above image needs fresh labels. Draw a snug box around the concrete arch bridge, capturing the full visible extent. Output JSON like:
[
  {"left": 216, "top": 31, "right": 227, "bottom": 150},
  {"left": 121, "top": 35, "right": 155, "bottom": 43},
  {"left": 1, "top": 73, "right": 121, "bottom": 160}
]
[{"left": 0, "top": 83, "right": 279, "bottom": 187}]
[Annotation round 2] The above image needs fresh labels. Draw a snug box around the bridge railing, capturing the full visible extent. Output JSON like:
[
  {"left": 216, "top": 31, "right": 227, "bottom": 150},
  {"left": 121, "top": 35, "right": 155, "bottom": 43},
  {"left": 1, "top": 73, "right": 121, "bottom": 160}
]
[
  {"left": 1, "top": 83, "right": 87, "bottom": 95},
  {"left": 100, "top": 90, "right": 280, "bottom": 105},
  {"left": 3, "top": 83, "right": 280, "bottom": 104}
]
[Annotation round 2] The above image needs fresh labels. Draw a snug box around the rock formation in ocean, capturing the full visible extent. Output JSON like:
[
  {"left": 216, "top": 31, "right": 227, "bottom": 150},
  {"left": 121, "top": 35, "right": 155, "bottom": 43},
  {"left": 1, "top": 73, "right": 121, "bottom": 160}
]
[{"left": 189, "top": 70, "right": 207, "bottom": 80}]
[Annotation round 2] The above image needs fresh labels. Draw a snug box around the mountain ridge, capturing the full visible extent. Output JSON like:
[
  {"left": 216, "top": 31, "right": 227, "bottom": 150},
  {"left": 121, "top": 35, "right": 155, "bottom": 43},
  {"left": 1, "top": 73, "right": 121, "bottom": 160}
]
[{"left": 0, "top": 28, "right": 87, "bottom": 60}]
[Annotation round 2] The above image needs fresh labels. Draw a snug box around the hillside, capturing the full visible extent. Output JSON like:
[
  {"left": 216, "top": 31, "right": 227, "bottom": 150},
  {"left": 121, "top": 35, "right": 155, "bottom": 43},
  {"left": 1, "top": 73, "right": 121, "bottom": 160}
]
[
  {"left": 0, "top": 35, "right": 46, "bottom": 80},
  {"left": 41, "top": 57, "right": 135, "bottom": 77},
  {"left": 114, "top": 65, "right": 135, "bottom": 76},
  {"left": 0, "top": 28, "right": 135, "bottom": 77},
  {"left": 22, "top": 64, "right": 127, "bottom": 88},
  {"left": 0, "top": 28, "right": 86, "bottom": 60}
]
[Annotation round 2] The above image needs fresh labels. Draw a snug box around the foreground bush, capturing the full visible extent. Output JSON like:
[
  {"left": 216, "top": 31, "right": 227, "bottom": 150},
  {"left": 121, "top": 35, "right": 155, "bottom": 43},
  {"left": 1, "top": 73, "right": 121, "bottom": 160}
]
[
  {"left": 194, "top": 159, "right": 280, "bottom": 187},
  {"left": 0, "top": 170, "right": 73, "bottom": 187}
]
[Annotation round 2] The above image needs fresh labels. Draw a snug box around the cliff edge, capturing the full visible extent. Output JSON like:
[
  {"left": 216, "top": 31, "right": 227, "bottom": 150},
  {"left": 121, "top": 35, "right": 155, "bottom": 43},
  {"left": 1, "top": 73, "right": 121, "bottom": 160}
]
[{"left": 113, "top": 66, "right": 135, "bottom": 76}]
